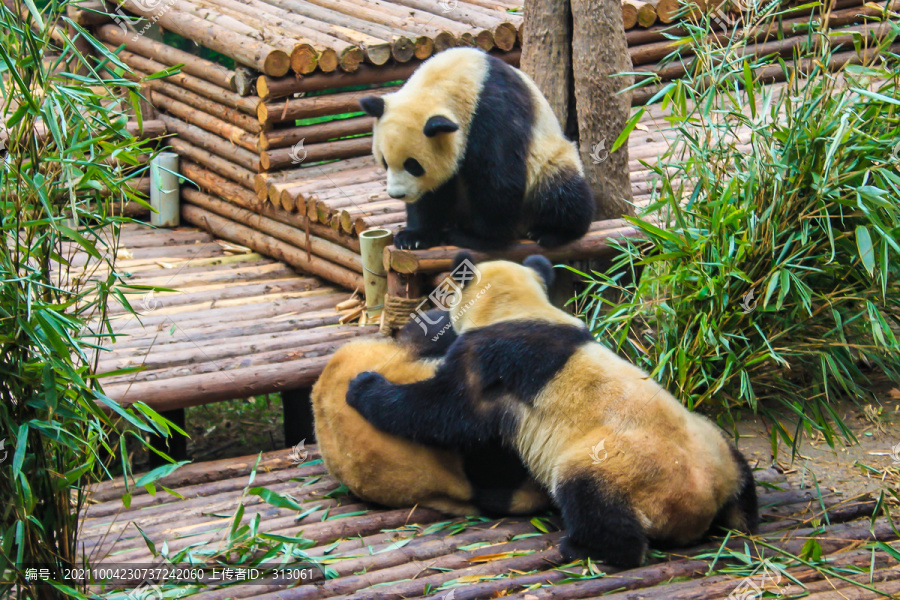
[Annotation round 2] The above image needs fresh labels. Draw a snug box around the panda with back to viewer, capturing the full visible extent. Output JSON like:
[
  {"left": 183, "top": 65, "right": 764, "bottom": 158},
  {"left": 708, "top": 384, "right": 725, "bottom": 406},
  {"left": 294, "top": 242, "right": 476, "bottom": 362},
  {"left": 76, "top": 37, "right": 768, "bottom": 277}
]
[{"left": 359, "top": 48, "right": 595, "bottom": 251}]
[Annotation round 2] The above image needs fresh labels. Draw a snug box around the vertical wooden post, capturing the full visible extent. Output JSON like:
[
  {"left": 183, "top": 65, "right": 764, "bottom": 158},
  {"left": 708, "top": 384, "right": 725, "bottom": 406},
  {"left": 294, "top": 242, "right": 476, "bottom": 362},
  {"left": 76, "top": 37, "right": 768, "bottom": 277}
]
[
  {"left": 521, "top": 0, "right": 634, "bottom": 219},
  {"left": 148, "top": 408, "right": 187, "bottom": 467},
  {"left": 282, "top": 388, "right": 315, "bottom": 448},
  {"left": 571, "top": 0, "right": 634, "bottom": 219},
  {"left": 150, "top": 151, "right": 180, "bottom": 227}
]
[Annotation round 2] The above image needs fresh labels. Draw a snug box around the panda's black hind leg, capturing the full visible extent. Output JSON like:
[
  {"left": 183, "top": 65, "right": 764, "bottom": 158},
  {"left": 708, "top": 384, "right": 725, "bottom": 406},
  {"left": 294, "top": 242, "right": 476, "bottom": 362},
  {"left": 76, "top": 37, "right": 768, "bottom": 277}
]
[
  {"left": 556, "top": 473, "right": 647, "bottom": 569},
  {"left": 529, "top": 170, "right": 595, "bottom": 248}
]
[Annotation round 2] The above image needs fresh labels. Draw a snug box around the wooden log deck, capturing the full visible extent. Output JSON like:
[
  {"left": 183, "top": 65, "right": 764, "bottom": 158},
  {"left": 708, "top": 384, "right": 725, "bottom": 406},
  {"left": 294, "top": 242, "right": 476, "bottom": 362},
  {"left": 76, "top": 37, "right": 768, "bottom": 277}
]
[
  {"left": 91, "top": 223, "right": 378, "bottom": 414},
  {"left": 81, "top": 446, "right": 900, "bottom": 599}
]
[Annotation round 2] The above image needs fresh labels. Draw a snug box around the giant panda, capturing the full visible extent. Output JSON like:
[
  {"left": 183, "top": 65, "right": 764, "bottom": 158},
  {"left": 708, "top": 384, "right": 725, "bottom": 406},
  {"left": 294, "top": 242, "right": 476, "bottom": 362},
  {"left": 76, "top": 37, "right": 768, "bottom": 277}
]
[
  {"left": 311, "top": 310, "right": 549, "bottom": 516},
  {"left": 346, "top": 254, "right": 759, "bottom": 568},
  {"left": 358, "top": 48, "right": 594, "bottom": 252}
]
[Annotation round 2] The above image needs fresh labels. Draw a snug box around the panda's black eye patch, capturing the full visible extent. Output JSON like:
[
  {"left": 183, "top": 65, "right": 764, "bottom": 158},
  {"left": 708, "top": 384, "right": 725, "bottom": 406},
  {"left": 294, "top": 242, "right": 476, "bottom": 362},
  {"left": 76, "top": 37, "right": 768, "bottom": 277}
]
[{"left": 404, "top": 158, "right": 425, "bottom": 177}]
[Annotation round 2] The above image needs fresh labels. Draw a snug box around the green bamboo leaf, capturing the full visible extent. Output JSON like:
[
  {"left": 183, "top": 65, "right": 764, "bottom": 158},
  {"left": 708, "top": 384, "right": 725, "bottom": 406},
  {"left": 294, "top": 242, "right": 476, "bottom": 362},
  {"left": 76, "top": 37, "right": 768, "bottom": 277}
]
[
  {"left": 249, "top": 486, "right": 304, "bottom": 511},
  {"left": 856, "top": 225, "right": 875, "bottom": 276},
  {"left": 135, "top": 460, "right": 189, "bottom": 487}
]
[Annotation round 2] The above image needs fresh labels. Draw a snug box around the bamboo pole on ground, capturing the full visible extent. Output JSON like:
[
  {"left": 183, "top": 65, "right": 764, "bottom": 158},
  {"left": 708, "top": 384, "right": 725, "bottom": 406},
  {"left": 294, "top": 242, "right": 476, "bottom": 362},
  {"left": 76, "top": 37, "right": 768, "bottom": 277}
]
[{"left": 96, "top": 24, "right": 237, "bottom": 90}]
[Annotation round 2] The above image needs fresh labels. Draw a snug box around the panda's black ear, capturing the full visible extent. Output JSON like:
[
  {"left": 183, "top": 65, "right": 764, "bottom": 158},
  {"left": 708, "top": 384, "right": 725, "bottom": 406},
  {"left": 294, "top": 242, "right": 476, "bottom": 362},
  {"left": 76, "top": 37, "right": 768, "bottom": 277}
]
[
  {"left": 523, "top": 255, "right": 554, "bottom": 289},
  {"left": 451, "top": 251, "right": 476, "bottom": 286},
  {"left": 424, "top": 115, "right": 459, "bottom": 137},
  {"left": 359, "top": 96, "right": 385, "bottom": 118}
]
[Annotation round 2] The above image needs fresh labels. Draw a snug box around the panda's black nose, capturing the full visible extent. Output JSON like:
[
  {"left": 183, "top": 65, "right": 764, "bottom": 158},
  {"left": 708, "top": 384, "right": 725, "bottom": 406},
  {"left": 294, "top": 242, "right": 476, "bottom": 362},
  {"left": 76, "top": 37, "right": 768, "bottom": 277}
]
[{"left": 389, "top": 191, "right": 406, "bottom": 199}]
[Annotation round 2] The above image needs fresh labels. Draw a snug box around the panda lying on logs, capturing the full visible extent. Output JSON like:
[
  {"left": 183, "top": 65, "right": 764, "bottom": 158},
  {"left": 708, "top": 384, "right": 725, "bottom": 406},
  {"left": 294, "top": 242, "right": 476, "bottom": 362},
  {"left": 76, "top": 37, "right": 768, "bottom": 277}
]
[
  {"left": 346, "top": 254, "right": 759, "bottom": 568},
  {"left": 359, "top": 48, "right": 595, "bottom": 252},
  {"left": 310, "top": 310, "right": 549, "bottom": 516}
]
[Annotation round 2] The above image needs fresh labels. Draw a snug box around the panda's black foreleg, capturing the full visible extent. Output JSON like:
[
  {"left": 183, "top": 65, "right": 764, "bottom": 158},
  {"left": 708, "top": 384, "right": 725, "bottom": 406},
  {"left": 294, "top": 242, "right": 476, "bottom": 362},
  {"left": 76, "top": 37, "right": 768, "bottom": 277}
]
[
  {"left": 346, "top": 350, "right": 498, "bottom": 448},
  {"left": 556, "top": 473, "right": 648, "bottom": 569}
]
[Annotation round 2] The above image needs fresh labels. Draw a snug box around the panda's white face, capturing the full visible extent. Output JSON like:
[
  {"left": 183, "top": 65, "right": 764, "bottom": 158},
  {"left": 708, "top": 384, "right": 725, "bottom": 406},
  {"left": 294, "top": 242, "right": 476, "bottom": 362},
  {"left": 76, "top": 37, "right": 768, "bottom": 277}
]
[{"left": 382, "top": 154, "right": 427, "bottom": 203}]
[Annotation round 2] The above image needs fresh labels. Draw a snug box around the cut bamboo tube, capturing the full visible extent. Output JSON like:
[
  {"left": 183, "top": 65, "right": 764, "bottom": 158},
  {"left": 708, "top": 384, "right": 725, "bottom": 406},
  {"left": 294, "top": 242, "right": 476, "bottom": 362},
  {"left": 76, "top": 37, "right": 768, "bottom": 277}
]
[
  {"left": 150, "top": 152, "right": 180, "bottom": 227},
  {"left": 113, "top": 4, "right": 290, "bottom": 76},
  {"left": 95, "top": 24, "right": 236, "bottom": 91},
  {"left": 358, "top": 231, "right": 392, "bottom": 314}
]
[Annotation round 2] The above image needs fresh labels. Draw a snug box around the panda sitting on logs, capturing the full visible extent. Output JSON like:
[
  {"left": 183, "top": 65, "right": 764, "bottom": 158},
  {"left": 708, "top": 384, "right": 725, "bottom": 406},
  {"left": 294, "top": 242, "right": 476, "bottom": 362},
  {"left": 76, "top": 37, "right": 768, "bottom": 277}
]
[
  {"left": 359, "top": 48, "right": 595, "bottom": 251},
  {"left": 346, "top": 253, "right": 759, "bottom": 568}
]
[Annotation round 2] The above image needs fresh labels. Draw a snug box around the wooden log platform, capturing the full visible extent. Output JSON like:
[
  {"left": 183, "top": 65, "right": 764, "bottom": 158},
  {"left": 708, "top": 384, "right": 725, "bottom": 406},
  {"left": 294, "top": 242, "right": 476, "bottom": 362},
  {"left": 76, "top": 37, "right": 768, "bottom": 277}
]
[
  {"left": 89, "top": 223, "right": 378, "bottom": 411},
  {"left": 80, "top": 446, "right": 900, "bottom": 599}
]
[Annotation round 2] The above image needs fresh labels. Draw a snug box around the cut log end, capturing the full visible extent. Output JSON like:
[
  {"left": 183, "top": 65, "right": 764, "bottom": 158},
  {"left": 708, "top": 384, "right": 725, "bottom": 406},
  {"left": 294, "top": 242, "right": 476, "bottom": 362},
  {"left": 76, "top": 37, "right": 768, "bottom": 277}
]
[
  {"left": 637, "top": 3, "right": 658, "bottom": 27},
  {"left": 493, "top": 23, "right": 518, "bottom": 52},
  {"left": 255, "top": 174, "right": 269, "bottom": 201},
  {"left": 622, "top": 3, "right": 639, "bottom": 29},
  {"left": 474, "top": 30, "right": 494, "bottom": 51},
  {"left": 233, "top": 66, "right": 259, "bottom": 97},
  {"left": 433, "top": 31, "right": 456, "bottom": 52},
  {"left": 262, "top": 50, "right": 291, "bottom": 78},
  {"left": 413, "top": 36, "right": 434, "bottom": 60},
  {"left": 318, "top": 49, "right": 340, "bottom": 73},
  {"left": 291, "top": 44, "right": 318, "bottom": 75},
  {"left": 364, "top": 43, "right": 392, "bottom": 66},
  {"left": 656, "top": 0, "right": 682, "bottom": 23},
  {"left": 391, "top": 37, "right": 416, "bottom": 63},
  {"left": 339, "top": 47, "right": 365, "bottom": 72}
]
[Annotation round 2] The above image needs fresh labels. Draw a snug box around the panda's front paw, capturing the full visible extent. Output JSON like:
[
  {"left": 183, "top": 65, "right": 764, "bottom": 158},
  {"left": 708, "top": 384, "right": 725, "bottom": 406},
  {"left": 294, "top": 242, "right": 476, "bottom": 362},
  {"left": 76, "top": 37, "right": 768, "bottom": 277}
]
[
  {"left": 394, "top": 228, "right": 440, "bottom": 250},
  {"left": 346, "top": 371, "right": 391, "bottom": 417}
]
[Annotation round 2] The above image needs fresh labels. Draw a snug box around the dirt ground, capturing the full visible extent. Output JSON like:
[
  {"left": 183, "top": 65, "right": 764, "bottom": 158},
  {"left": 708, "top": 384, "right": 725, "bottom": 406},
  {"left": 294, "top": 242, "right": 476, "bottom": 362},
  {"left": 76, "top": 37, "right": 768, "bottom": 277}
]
[{"left": 735, "top": 381, "right": 900, "bottom": 499}]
